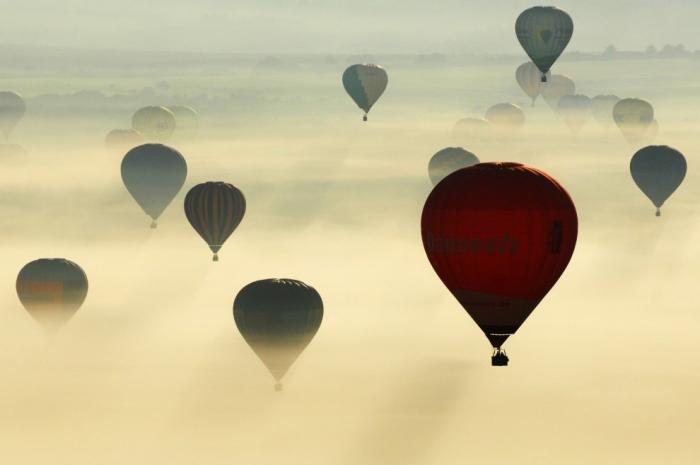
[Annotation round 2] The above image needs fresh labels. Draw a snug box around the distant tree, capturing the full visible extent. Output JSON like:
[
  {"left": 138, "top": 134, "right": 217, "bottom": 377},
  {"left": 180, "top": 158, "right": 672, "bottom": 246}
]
[
  {"left": 645, "top": 45, "right": 657, "bottom": 56},
  {"left": 603, "top": 44, "right": 617, "bottom": 56}
]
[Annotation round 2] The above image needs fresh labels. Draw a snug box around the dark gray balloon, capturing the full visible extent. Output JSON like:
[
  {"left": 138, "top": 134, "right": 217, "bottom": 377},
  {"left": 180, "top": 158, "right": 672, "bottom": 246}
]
[
  {"left": 630, "top": 145, "right": 686, "bottom": 216},
  {"left": 428, "top": 147, "right": 480, "bottom": 186},
  {"left": 234, "top": 278, "right": 323, "bottom": 390},
  {"left": 121, "top": 144, "right": 187, "bottom": 228}
]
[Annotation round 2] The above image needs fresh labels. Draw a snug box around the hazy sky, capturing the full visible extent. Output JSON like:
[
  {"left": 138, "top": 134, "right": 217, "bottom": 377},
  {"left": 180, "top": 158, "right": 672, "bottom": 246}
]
[{"left": 1, "top": 0, "right": 699, "bottom": 54}]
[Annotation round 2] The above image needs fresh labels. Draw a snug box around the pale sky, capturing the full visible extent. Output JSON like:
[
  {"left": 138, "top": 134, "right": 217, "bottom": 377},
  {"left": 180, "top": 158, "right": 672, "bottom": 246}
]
[{"left": 0, "top": 0, "right": 698, "bottom": 53}]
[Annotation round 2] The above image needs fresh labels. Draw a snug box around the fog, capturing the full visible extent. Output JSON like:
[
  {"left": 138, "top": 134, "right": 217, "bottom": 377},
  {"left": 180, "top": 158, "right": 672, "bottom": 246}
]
[
  {"left": 2, "top": 1, "right": 700, "bottom": 53},
  {"left": 1, "top": 8, "right": 700, "bottom": 465}
]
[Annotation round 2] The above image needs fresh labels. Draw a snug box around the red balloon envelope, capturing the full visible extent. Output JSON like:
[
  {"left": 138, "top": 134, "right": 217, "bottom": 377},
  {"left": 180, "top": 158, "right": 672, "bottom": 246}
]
[{"left": 421, "top": 162, "right": 577, "bottom": 363}]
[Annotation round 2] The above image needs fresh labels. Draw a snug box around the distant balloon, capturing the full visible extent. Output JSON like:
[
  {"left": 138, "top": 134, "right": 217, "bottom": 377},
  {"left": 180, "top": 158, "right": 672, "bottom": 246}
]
[
  {"left": 613, "top": 98, "right": 654, "bottom": 145},
  {"left": 131, "top": 106, "right": 176, "bottom": 141},
  {"left": 452, "top": 117, "right": 492, "bottom": 145},
  {"left": 516, "top": 62, "right": 550, "bottom": 106},
  {"left": 630, "top": 145, "right": 686, "bottom": 217},
  {"left": 121, "top": 144, "right": 188, "bottom": 228},
  {"left": 428, "top": 147, "right": 480, "bottom": 186},
  {"left": 422, "top": 162, "right": 578, "bottom": 365},
  {"left": 184, "top": 182, "right": 246, "bottom": 261},
  {"left": 0, "top": 91, "right": 26, "bottom": 138},
  {"left": 105, "top": 129, "right": 144, "bottom": 150},
  {"left": 342, "top": 64, "right": 388, "bottom": 121},
  {"left": 541, "top": 75, "right": 575, "bottom": 110},
  {"left": 16, "top": 258, "right": 88, "bottom": 328},
  {"left": 557, "top": 94, "right": 591, "bottom": 133},
  {"left": 591, "top": 95, "right": 620, "bottom": 128},
  {"left": 515, "top": 7, "right": 574, "bottom": 82},
  {"left": 485, "top": 103, "right": 525, "bottom": 132},
  {"left": 167, "top": 105, "right": 199, "bottom": 140},
  {"left": 234, "top": 278, "right": 323, "bottom": 390}
]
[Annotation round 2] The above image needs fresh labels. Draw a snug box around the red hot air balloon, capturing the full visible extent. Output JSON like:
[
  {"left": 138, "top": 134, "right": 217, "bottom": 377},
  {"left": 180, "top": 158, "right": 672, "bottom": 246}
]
[{"left": 421, "top": 163, "right": 577, "bottom": 366}]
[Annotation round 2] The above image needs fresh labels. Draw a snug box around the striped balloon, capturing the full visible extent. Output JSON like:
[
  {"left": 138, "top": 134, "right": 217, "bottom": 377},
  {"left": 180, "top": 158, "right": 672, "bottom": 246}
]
[
  {"left": 16, "top": 258, "right": 88, "bottom": 328},
  {"left": 342, "top": 64, "right": 388, "bottom": 121},
  {"left": 184, "top": 182, "right": 246, "bottom": 261},
  {"left": 515, "top": 7, "right": 574, "bottom": 82}
]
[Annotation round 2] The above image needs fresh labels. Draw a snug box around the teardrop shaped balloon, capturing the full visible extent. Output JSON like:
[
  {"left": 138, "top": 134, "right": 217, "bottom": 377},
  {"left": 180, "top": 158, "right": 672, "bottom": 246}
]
[
  {"left": 166, "top": 105, "right": 199, "bottom": 140},
  {"left": 16, "top": 259, "right": 88, "bottom": 328},
  {"left": 0, "top": 91, "right": 26, "bottom": 138},
  {"left": 613, "top": 98, "right": 654, "bottom": 145},
  {"left": 184, "top": 182, "right": 246, "bottom": 261},
  {"left": 428, "top": 147, "right": 480, "bottom": 186},
  {"left": 590, "top": 95, "right": 620, "bottom": 128},
  {"left": 516, "top": 62, "right": 550, "bottom": 106},
  {"left": 105, "top": 129, "right": 144, "bottom": 151},
  {"left": 121, "top": 144, "right": 188, "bottom": 228},
  {"left": 131, "top": 106, "right": 176, "bottom": 141},
  {"left": 541, "top": 75, "right": 575, "bottom": 110},
  {"left": 630, "top": 145, "right": 686, "bottom": 217},
  {"left": 515, "top": 7, "right": 574, "bottom": 82},
  {"left": 485, "top": 103, "right": 525, "bottom": 132},
  {"left": 234, "top": 278, "right": 323, "bottom": 390},
  {"left": 342, "top": 64, "right": 388, "bottom": 121},
  {"left": 422, "top": 163, "right": 578, "bottom": 364},
  {"left": 557, "top": 94, "right": 591, "bottom": 133}
]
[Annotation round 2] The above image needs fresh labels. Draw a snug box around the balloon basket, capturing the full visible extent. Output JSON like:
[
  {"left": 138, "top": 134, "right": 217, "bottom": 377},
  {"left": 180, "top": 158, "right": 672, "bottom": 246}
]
[
  {"left": 150, "top": 220, "right": 158, "bottom": 229},
  {"left": 213, "top": 254, "right": 219, "bottom": 262},
  {"left": 363, "top": 115, "right": 368, "bottom": 122},
  {"left": 274, "top": 382, "right": 283, "bottom": 392},
  {"left": 491, "top": 349, "right": 509, "bottom": 366}
]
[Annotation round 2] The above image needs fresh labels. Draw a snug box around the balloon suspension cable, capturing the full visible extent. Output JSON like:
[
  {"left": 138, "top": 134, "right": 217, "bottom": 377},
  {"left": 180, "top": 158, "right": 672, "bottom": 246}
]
[
  {"left": 150, "top": 220, "right": 158, "bottom": 229},
  {"left": 212, "top": 253, "right": 219, "bottom": 262},
  {"left": 656, "top": 207, "right": 661, "bottom": 217},
  {"left": 363, "top": 114, "right": 368, "bottom": 122},
  {"left": 274, "top": 382, "right": 283, "bottom": 392}
]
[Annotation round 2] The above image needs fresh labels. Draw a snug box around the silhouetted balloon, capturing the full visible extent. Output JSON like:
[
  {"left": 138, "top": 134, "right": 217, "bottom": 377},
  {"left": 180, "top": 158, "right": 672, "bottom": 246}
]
[
  {"left": 541, "top": 75, "right": 575, "bottom": 110},
  {"left": 613, "top": 98, "right": 654, "bottom": 145},
  {"left": 121, "top": 144, "right": 187, "bottom": 228},
  {"left": 422, "top": 163, "right": 578, "bottom": 363},
  {"left": 428, "top": 147, "right": 480, "bottom": 186},
  {"left": 515, "top": 7, "right": 574, "bottom": 82},
  {"left": 485, "top": 103, "right": 525, "bottom": 131},
  {"left": 16, "top": 259, "right": 88, "bottom": 328},
  {"left": 105, "top": 129, "right": 144, "bottom": 150},
  {"left": 630, "top": 145, "right": 686, "bottom": 217},
  {"left": 234, "top": 279, "right": 323, "bottom": 390},
  {"left": 0, "top": 91, "right": 26, "bottom": 138},
  {"left": 131, "top": 106, "right": 176, "bottom": 141},
  {"left": 452, "top": 117, "right": 492, "bottom": 145},
  {"left": 591, "top": 95, "right": 620, "bottom": 128},
  {"left": 557, "top": 94, "right": 591, "bottom": 133},
  {"left": 184, "top": 182, "right": 246, "bottom": 261},
  {"left": 342, "top": 64, "right": 388, "bottom": 121},
  {"left": 516, "top": 62, "right": 550, "bottom": 106},
  {"left": 167, "top": 105, "right": 199, "bottom": 140}
]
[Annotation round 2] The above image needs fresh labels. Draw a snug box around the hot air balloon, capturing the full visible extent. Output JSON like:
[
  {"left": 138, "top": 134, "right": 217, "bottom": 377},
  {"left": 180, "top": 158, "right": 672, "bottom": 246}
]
[
  {"left": 421, "top": 163, "right": 578, "bottom": 365},
  {"left": 184, "top": 182, "right": 246, "bottom": 261},
  {"left": 234, "top": 279, "right": 323, "bottom": 391},
  {"left": 342, "top": 64, "right": 388, "bottom": 121},
  {"left": 516, "top": 62, "right": 551, "bottom": 106},
  {"left": 630, "top": 146, "right": 686, "bottom": 217},
  {"left": 166, "top": 105, "right": 199, "bottom": 140},
  {"left": 0, "top": 91, "right": 26, "bottom": 138},
  {"left": 613, "top": 98, "right": 654, "bottom": 145},
  {"left": 557, "top": 94, "right": 591, "bottom": 134},
  {"left": 541, "top": 75, "right": 575, "bottom": 110},
  {"left": 105, "top": 129, "right": 144, "bottom": 151},
  {"left": 131, "top": 106, "right": 176, "bottom": 141},
  {"left": 121, "top": 144, "right": 187, "bottom": 228},
  {"left": 515, "top": 7, "right": 574, "bottom": 82},
  {"left": 485, "top": 103, "right": 525, "bottom": 132},
  {"left": 16, "top": 259, "right": 88, "bottom": 328},
  {"left": 452, "top": 117, "right": 492, "bottom": 145},
  {"left": 591, "top": 95, "right": 620, "bottom": 128},
  {"left": 428, "top": 147, "right": 480, "bottom": 186}
]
